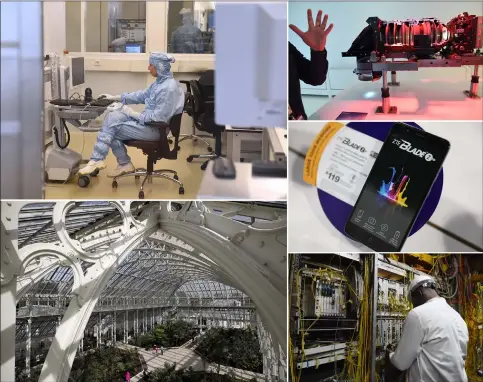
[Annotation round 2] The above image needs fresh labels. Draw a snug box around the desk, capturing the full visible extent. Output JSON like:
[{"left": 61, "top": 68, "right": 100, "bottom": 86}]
[
  {"left": 197, "top": 161, "right": 287, "bottom": 200},
  {"left": 288, "top": 121, "right": 483, "bottom": 252},
  {"left": 262, "top": 127, "right": 287, "bottom": 162},
  {"left": 309, "top": 79, "right": 483, "bottom": 121},
  {"left": 225, "top": 126, "right": 263, "bottom": 162}
]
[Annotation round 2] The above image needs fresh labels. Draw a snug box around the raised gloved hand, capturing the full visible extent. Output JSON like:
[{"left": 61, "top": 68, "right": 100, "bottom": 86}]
[
  {"left": 106, "top": 102, "right": 124, "bottom": 112},
  {"left": 121, "top": 105, "right": 141, "bottom": 120},
  {"left": 99, "top": 94, "right": 122, "bottom": 101}
]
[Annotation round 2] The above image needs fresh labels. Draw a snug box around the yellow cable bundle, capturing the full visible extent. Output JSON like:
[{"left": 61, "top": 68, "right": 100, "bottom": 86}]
[
  {"left": 462, "top": 277, "right": 483, "bottom": 381},
  {"left": 347, "top": 260, "right": 372, "bottom": 382}
]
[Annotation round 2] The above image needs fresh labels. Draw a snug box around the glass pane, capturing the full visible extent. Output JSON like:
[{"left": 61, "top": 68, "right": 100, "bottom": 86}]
[
  {"left": 167, "top": 1, "right": 215, "bottom": 54},
  {"left": 85, "top": 1, "right": 146, "bottom": 53}
]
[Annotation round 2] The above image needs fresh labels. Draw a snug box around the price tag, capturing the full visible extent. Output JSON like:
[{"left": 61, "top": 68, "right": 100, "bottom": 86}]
[{"left": 316, "top": 126, "right": 382, "bottom": 206}]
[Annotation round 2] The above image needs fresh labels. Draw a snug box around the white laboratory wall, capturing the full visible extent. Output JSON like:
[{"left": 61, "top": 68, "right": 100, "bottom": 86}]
[
  {"left": 289, "top": 2, "right": 483, "bottom": 98},
  {"left": 43, "top": 2, "right": 66, "bottom": 55}
]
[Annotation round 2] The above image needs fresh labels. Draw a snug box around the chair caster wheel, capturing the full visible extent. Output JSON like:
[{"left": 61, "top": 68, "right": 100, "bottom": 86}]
[
  {"left": 187, "top": 156, "right": 194, "bottom": 163},
  {"left": 90, "top": 169, "right": 99, "bottom": 177},
  {"left": 112, "top": 181, "right": 118, "bottom": 189},
  {"left": 177, "top": 146, "right": 181, "bottom": 151},
  {"left": 201, "top": 162, "right": 208, "bottom": 171},
  {"left": 78, "top": 175, "right": 90, "bottom": 188},
  {"left": 179, "top": 187, "right": 185, "bottom": 195},
  {"left": 207, "top": 147, "right": 213, "bottom": 152},
  {"left": 135, "top": 175, "right": 140, "bottom": 180},
  {"left": 174, "top": 175, "right": 179, "bottom": 180},
  {"left": 139, "top": 190, "right": 145, "bottom": 199}
]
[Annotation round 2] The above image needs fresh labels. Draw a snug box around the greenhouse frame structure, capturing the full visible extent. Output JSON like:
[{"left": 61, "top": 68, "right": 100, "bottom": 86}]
[{"left": 1, "top": 201, "right": 287, "bottom": 382}]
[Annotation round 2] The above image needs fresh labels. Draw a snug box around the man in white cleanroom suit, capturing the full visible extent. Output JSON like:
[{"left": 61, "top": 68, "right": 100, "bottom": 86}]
[
  {"left": 79, "top": 52, "right": 184, "bottom": 177},
  {"left": 388, "top": 274, "right": 469, "bottom": 382}
]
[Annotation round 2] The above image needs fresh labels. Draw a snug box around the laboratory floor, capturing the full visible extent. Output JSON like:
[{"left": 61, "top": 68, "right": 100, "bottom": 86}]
[{"left": 44, "top": 131, "right": 214, "bottom": 199}]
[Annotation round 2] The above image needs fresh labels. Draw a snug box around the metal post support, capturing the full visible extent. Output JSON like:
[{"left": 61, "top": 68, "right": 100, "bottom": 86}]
[
  {"left": 388, "top": 71, "right": 399, "bottom": 86},
  {"left": 124, "top": 312, "right": 127, "bottom": 344},
  {"left": 26, "top": 317, "right": 32, "bottom": 378},
  {"left": 136, "top": 310, "right": 138, "bottom": 337},
  {"left": 0, "top": 281, "right": 17, "bottom": 382},
  {"left": 464, "top": 65, "right": 480, "bottom": 98},
  {"left": 111, "top": 314, "right": 114, "bottom": 343},
  {"left": 376, "top": 56, "right": 397, "bottom": 114},
  {"left": 145, "top": 308, "right": 147, "bottom": 332},
  {"left": 113, "top": 312, "right": 117, "bottom": 343},
  {"left": 371, "top": 255, "right": 379, "bottom": 382},
  {"left": 97, "top": 313, "right": 101, "bottom": 348}
]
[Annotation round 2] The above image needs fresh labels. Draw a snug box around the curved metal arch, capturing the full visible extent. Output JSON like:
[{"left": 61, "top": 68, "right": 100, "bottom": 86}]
[
  {"left": 38, "top": 212, "right": 159, "bottom": 381},
  {"left": 52, "top": 201, "right": 133, "bottom": 261},
  {"left": 158, "top": 219, "right": 286, "bottom": 353},
  {"left": 16, "top": 257, "right": 62, "bottom": 300},
  {"left": 171, "top": 208, "right": 287, "bottom": 294},
  {"left": 17, "top": 244, "right": 85, "bottom": 302}
]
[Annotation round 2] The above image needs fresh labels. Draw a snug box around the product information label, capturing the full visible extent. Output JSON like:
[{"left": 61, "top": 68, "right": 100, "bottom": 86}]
[
  {"left": 316, "top": 127, "right": 382, "bottom": 206},
  {"left": 303, "top": 122, "right": 344, "bottom": 185}
]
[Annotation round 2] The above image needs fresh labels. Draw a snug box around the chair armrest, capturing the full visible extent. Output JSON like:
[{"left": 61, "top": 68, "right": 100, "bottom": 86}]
[
  {"left": 145, "top": 121, "right": 169, "bottom": 129},
  {"left": 179, "top": 80, "right": 191, "bottom": 93}
]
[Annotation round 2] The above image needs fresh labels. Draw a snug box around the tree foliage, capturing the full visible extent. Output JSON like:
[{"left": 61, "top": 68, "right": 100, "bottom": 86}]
[
  {"left": 195, "top": 328, "right": 263, "bottom": 373},
  {"left": 136, "top": 320, "right": 198, "bottom": 349},
  {"left": 68, "top": 346, "right": 142, "bottom": 382}
]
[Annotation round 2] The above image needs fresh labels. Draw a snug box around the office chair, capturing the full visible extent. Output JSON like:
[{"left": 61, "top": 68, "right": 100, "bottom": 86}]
[
  {"left": 177, "top": 80, "right": 213, "bottom": 152},
  {"left": 112, "top": 113, "right": 184, "bottom": 199},
  {"left": 186, "top": 79, "right": 224, "bottom": 170}
]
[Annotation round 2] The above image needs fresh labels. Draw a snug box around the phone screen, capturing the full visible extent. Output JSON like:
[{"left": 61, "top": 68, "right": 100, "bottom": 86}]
[{"left": 347, "top": 123, "right": 449, "bottom": 249}]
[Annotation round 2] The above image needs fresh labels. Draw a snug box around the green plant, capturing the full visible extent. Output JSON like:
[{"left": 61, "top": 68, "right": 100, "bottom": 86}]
[
  {"left": 195, "top": 328, "right": 263, "bottom": 373},
  {"left": 68, "top": 347, "right": 143, "bottom": 382},
  {"left": 135, "top": 320, "right": 197, "bottom": 349}
]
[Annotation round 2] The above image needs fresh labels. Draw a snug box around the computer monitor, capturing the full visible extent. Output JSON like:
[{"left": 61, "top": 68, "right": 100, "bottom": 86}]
[
  {"left": 126, "top": 44, "right": 142, "bottom": 53},
  {"left": 215, "top": 3, "right": 287, "bottom": 128},
  {"left": 69, "top": 56, "right": 85, "bottom": 89}
]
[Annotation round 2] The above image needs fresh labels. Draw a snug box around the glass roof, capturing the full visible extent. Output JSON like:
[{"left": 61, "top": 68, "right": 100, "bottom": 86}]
[{"left": 13, "top": 201, "right": 285, "bottom": 341}]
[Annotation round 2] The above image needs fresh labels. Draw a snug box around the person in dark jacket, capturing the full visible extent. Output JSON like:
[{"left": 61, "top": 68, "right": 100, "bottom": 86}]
[{"left": 289, "top": 9, "right": 333, "bottom": 120}]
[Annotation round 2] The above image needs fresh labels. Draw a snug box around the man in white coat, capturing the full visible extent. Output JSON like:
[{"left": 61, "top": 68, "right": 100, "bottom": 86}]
[{"left": 388, "top": 274, "right": 469, "bottom": 382}]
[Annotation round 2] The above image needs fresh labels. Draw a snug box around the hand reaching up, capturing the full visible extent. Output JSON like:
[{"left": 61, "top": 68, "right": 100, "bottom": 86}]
[{"left": 289, "top": 9, "right": 334, "bottom": 52}]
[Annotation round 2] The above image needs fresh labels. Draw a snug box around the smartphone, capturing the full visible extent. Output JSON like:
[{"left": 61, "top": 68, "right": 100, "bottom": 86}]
[{"left": 345, "top": 123, "right": 450, "bottom": 252}]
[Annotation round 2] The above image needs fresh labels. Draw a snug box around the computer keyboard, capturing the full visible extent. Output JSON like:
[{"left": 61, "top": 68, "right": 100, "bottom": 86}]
[
  {"left": 90, "top": 99, "right": 115, "bottom": 107},
  {"left": 50, "top": 99, "right": 85, "bottom": 106},
  {"left": 49, "top": 98, "right": 114, "bottom": 107}
]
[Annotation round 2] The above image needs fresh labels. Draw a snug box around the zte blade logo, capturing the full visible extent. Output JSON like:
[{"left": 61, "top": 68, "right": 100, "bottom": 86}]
[
  {"left": 339, "top": 137, "right": 366, "bottom": 153},
  {"left": 392, "top": 139, "right": 436, "bottom": 161}
]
